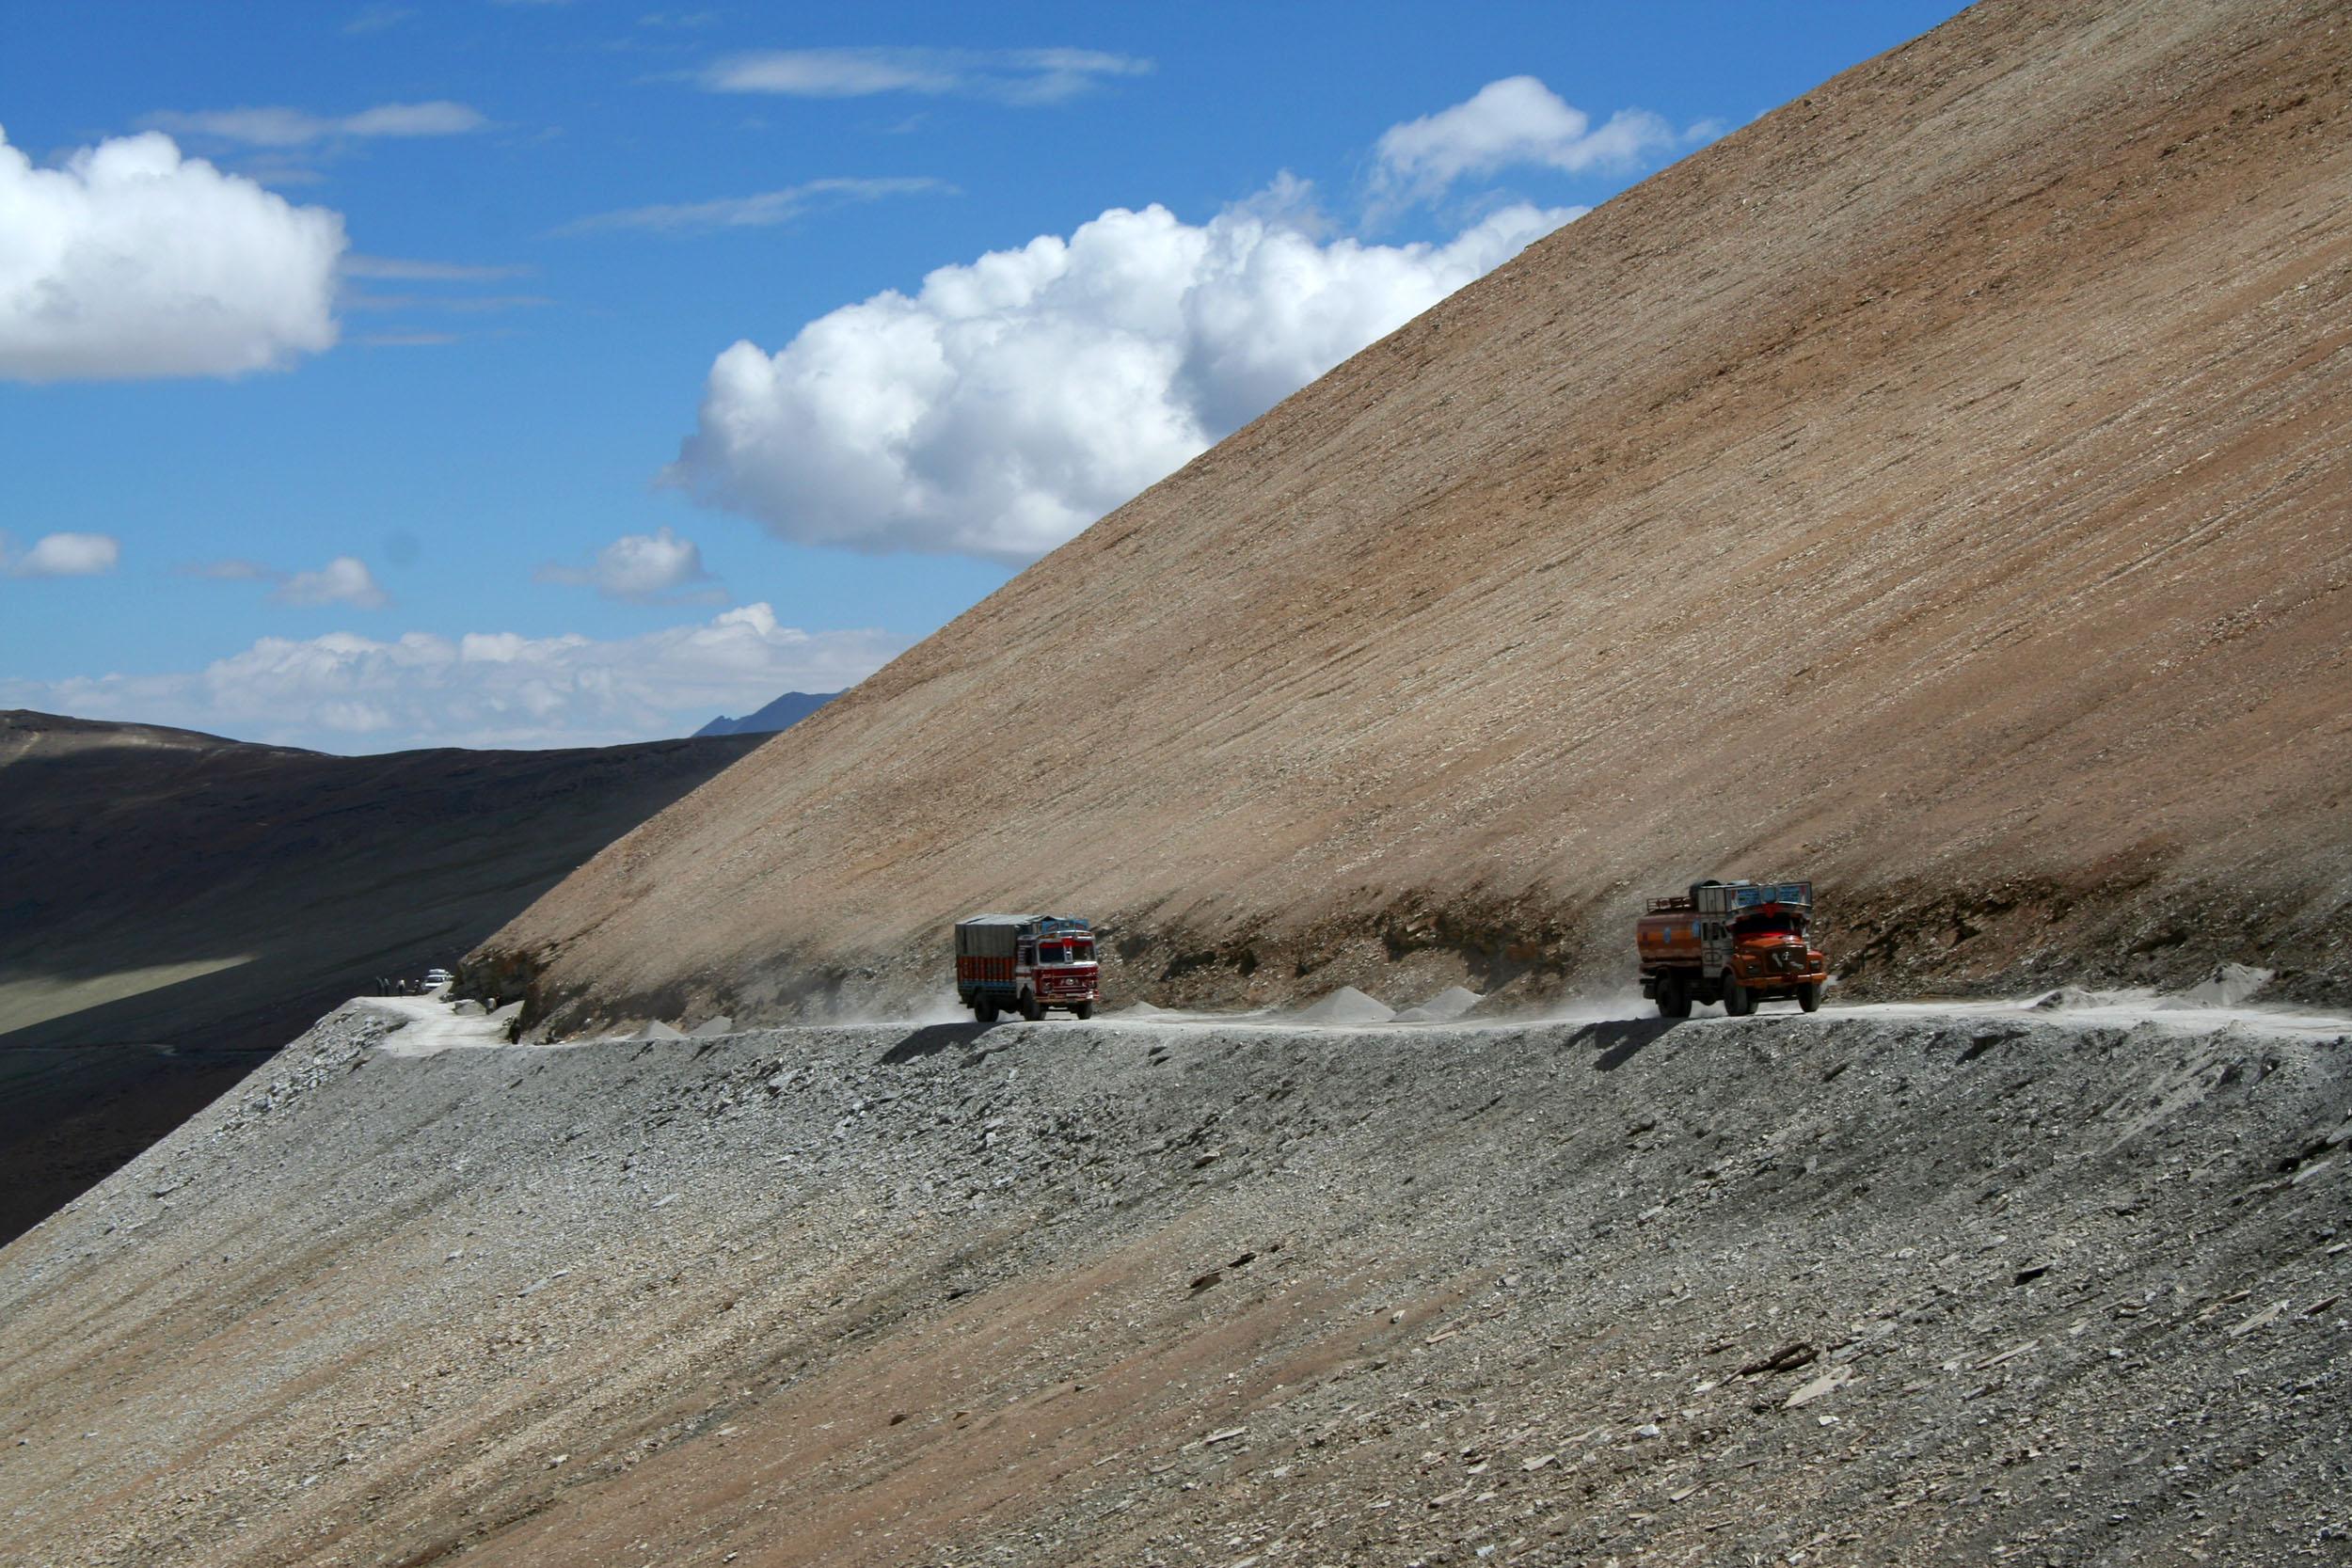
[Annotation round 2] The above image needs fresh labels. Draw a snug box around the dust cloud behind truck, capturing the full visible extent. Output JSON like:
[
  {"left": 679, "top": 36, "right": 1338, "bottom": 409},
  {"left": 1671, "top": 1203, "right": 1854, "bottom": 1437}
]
[
  {"left": 1638, "top": 879, "right": 1830, "bottom": 1019},
  {"left": 954, "top": 914, "right": 1101, "bottom": 1022}
]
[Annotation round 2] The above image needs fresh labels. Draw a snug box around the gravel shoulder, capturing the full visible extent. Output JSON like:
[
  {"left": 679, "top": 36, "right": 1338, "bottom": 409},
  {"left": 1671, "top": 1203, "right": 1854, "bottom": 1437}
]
[{"left": 1, "top": 994, "right": 2345, "bottom": 1565}]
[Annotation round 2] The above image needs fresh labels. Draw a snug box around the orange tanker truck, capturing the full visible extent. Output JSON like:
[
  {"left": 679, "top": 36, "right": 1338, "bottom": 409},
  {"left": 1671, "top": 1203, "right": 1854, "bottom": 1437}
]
[{"left": 1637, "top": 879, "right": 1830, "bottom": 1019}]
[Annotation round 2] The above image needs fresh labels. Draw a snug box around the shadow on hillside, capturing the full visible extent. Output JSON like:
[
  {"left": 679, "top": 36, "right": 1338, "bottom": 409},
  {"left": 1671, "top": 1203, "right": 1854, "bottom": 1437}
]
[
  {"left": 880, "top": 1022, "right": 993, "bottom": 1065},
  {"left": 1589, "top": 1018, "right": 1681, "bottom": 1072}
]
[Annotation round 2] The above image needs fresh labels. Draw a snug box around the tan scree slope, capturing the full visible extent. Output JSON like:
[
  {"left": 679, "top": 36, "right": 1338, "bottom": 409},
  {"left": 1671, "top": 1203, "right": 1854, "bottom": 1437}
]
[{"left": 481, "top": 0, "right": 2352, "bottom": 1030}]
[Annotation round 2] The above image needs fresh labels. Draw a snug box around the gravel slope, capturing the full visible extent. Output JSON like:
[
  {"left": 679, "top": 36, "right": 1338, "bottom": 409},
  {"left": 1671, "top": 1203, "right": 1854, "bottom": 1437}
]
[{"left": 2, "top": 996, "right": 2344, "bottom": 1565}]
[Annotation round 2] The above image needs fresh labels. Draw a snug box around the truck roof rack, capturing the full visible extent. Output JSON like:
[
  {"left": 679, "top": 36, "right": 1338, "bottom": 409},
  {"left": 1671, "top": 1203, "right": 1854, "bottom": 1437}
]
[{"left": 1648, "top": 880, "right": 1815, "bottom": 915}]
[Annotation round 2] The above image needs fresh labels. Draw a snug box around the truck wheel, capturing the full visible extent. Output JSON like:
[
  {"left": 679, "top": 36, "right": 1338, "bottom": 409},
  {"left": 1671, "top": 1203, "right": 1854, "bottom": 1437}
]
[
  {"left": 1018, "top": 990, "right": 1043, "bottom": 1022},
  {"left": 1722, "top": 974, "right": 1753, "bottom": 1017},
  {"left": 1658, "top": 976, "right": 1692, "bottom": 1020},
  {"left": 1798, "top": 981, "right": 1821, "bottom": 1013},
  {"left": 976, "top": 995, "right": 998, "bottom": 1023},
  {"left": 1072, "top": 1001, "right": 1094, "bottom": 1021}
]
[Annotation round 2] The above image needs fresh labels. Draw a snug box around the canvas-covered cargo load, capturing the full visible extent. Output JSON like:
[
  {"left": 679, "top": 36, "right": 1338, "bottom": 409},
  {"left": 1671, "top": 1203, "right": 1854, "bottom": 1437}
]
[{"left": 955, "top": 915, "right": 1032, "bottom": 960}]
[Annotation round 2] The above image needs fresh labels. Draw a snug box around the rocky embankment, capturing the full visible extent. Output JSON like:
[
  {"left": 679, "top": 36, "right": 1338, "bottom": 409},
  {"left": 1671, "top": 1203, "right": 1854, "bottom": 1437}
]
[{"left": 1, "top": 996, "right": 2345, "bottom": 1565}]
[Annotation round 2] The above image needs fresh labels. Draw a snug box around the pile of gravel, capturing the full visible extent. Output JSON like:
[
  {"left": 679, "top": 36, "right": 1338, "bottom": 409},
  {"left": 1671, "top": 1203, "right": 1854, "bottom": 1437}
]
[
  {"left": 1287, "top": 985, "right": 1395, "bottom": 1025},
  {"left": 1392, "top": 985, "right": 1485, "bottom": 1023}
]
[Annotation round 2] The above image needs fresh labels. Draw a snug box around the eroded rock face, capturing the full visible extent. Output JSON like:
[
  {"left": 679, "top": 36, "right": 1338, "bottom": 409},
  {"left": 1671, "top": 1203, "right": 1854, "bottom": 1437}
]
[
  {"left": 474, "top": 0, "right": 2352, "bottom": 1035},
  {"left": 2, "top": 999, "right": 2345, "bottom": 1566}
]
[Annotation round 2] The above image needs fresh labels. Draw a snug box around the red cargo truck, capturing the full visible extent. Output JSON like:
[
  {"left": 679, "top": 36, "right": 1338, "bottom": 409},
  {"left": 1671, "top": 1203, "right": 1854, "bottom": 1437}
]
[{"left": 955, "top": 914, "right": 1100, "bottom": 1022}]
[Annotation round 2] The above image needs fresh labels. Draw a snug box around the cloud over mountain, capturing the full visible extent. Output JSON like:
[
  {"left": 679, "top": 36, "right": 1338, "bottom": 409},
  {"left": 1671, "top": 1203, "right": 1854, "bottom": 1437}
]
[
  {"left": 665, "top": 185, "right": 1573, "bottom": 563},
  {"left": 0, "top": 126, "right": 344, "bottom": 382},
  {"left": 1, "top": 605, "right": 904, "bottom": 751},
  {"left": 1373, "top": 76, "right": 1677, "bottom": 202}
]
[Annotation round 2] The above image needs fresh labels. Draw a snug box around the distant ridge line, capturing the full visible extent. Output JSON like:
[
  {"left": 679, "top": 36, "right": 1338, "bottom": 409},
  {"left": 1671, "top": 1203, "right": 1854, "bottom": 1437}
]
[{"left": 692, "top": 690, "right": 836, "bottom": 739}]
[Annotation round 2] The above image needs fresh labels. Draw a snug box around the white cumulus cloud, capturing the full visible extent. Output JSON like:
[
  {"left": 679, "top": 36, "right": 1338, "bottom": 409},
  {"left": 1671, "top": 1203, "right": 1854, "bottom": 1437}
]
[
  {"left": 1374, "top": 76, "right": 1676, "bottom": 203},
  {"left": 0, "top": 604, "right": 903, "bottom": 752},
  {"left": 665, "top": 182, "right": 1572, "bottom": 563},
  {"left": 273, "top": 556, "right": 389, "bottom": 609},
  {"left": 0, "top": 125, "right": 345, "bottom": 382},
  {"left": 536, "top": 527, "right": 721, "bottom": 603},
  {"left": 4, "top": 531, "right": 121, "bottom": 577}
]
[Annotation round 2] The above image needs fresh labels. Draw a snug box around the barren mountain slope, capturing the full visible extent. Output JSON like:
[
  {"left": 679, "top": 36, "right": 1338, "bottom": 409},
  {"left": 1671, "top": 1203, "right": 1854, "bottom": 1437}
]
[
  {"left": 0, "top": 710, "right": 760, "bottom": 1243},
  {"left": 479, "top": 0, "right": 2352, "bottom": 1035},
  {"left": 2, "top": 1003, "right": 2345, "bottom": 1566}
]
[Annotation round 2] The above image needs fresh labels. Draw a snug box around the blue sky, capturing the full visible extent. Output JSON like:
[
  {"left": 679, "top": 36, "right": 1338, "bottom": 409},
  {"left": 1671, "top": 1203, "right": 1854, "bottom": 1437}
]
[{"left": 0, "top": 0, "right": 1966, "bottom": 752}]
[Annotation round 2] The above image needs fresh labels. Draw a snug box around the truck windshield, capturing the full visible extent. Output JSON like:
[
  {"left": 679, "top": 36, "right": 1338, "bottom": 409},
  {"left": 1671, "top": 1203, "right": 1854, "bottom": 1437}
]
[
  {"left": 1039, "top": 942, "right": 1065, "bottom": 963},
  {"left": 1739, "top": 913, "right": 1804, "bottom": 935}
]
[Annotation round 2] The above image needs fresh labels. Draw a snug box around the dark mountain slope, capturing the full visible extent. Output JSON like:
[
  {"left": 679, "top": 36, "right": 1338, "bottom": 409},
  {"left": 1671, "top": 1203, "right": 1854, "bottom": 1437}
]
[{"left": 0, "top": 710, "right": 761, "bottom": 1241}]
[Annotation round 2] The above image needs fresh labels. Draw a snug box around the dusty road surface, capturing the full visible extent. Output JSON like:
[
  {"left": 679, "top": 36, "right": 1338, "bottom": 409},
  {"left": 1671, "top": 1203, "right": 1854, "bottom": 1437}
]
[{"left": 2, "top": 991, "right": 2345, "bottom": 1566}]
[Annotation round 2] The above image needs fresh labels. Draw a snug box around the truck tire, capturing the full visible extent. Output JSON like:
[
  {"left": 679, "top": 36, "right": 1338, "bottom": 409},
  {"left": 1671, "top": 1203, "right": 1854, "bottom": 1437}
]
[
  {"left": 1722, "top": 973, "right": 1754, "bottom": 1017},
  {"left": 1658, "top": 976, "right": 1692, "bottom": 1020},
  {"left": 1798, "top": 980, "right": 1821, "bottom": 1013},
  {"left": 976, "top": 995, "right": 999, "bottom": 1023},
  {"left": 1018, "top": 990, "right": 1043, "bottom": 1022},
  {"left": 1072, "top": 1001, "right": 1094, "bottom": 1020}
]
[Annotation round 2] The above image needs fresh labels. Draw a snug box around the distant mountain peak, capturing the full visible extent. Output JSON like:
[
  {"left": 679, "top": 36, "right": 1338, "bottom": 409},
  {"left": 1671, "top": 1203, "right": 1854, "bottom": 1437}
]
[{"left": 692, "top": 690, "right": 836, "bottom": 739}]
